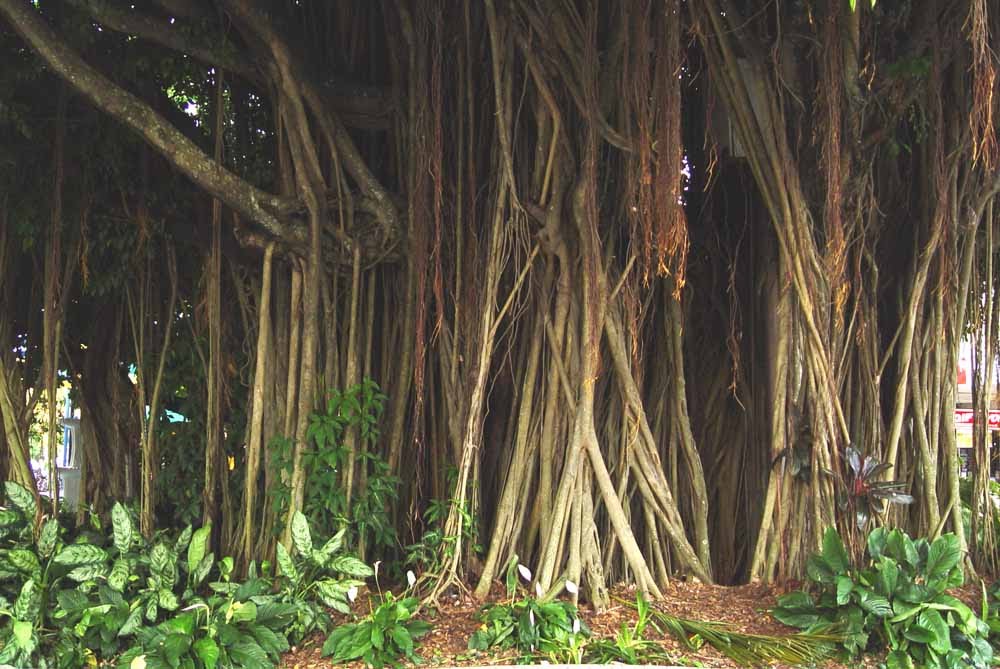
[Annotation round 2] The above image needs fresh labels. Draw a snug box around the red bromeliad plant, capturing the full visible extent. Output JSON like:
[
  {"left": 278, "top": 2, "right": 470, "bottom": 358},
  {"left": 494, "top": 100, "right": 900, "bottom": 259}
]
[{"left": 841, "top": 446, "right": 914, "bottom": 531}]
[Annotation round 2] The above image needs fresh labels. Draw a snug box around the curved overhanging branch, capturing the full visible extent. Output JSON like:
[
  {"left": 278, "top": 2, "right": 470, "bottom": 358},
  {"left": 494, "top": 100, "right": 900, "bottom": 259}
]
[
  {"left": 68, "top": 0, "right": 263, "bottom": 84},
  {"left": 70, "top": 0, "right": 396, "bottom": 131},
  {"left": 0, "top": 0, "right": 304, "bottom": 248}
]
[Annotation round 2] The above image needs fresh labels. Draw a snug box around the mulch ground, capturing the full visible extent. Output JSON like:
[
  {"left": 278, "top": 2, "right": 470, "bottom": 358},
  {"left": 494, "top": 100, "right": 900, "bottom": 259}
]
[{"left": 280, "top": 580, "right": 987, "bottom": 668}]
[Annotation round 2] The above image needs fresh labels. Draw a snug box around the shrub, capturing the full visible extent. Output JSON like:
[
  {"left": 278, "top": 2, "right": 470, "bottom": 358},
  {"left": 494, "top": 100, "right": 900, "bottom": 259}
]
[{"left": 772, "top": 526, "right": 992, "bottom": 668}]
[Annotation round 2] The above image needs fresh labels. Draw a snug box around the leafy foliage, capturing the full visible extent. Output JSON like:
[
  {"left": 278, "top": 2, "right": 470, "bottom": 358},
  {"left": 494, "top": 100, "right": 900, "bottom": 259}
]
[
  {"left": 322, "top": 592, "right": 430, "bottom": 669},
  {"left": 841, "top": 445, "right": 914, "bottom": 531},
  {"left": 773, "top": 527, "right": 992, "bottom": 668},
  {"left": 271, "top": 511, "right": 373, "bottom": 643},
  {"left": 0, "top": 483, "right": 369, "bottom": 668},
  {"left": 582, "top": 594, "right": 675, "bottom": 665},
  {"left": 467, "top": 560, "right": 586, "bottom": 662},
  {"left": 270, "top": 380, "right": 398, "bottom": 555}
]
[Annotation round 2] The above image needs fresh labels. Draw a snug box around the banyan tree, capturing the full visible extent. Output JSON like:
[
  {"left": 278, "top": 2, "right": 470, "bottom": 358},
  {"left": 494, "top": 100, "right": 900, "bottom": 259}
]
[{"left": 1, "top": 0, "right": 1000, "bottom": 605}]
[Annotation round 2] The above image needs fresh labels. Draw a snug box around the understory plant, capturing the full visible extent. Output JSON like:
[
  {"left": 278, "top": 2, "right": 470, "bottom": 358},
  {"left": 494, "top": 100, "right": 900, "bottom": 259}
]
[
  {"left": 773, "top": 526, "right": 992, "bottom": 668},
  {"left": 467, "top": 559, "right": 587, "bottom": 662},
  {"left": 0, "top": 482, "right": 370, "bottom": 668},
  {"left": 273, "top": 511, "right": 373, "bottom": 642},
  {"left": 269, "top": 379, "right": 399, "bottom": 556},
  {"left": 321, "top": 591, "right": 430, "bottom": 669},
  {"left": 582, "top": 594, "right": 675, "bottom": 665}
]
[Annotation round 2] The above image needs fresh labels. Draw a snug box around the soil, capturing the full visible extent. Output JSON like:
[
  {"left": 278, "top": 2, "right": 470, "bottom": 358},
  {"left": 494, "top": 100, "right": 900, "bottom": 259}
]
[{"left": 277, "top": 580, "right": 924, "bottom": 668}]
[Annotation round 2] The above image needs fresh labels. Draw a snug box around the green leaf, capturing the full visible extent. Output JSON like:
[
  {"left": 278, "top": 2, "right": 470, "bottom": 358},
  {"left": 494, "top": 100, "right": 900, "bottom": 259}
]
[
  {"left": 821, "top": 527, "right": 850, "bottom": 573},
  {"left": 275, "top": 542, "right": 299, "bottom": 585},
  {"left": 13, "top": 579, "right": 38, "bottom": 622},
  {"left": 329, "top": 555, "right": 374, "bottom": 578},
  {"left": 37, "top": 518, "right": 59, "bottom": 558},
  {"left": 228, "top": 600, "right": 257, "bottom": 623},
  {"left": 54, "top": 543, "right": 108, "bottom": 566},
  {"left": 313, "top": 529, "right": 346, "bottom": 566},
  {"left": 7, "top": 549, "right": 41, "bottom": 577},
  {"left": 0, "top": 510, "right": 22, "bottom": 528},
  {"left": 836, "top": 575, "right": 854, "bottom": 605},
  {"left": 5, "top": 481, "right": 36, "bottom": 518},
  {"left": 867, "top": 527, "right": 888, "bottom": 559},
  {"left": 150, "top": 543, "right": 175, "bottom": 583},
  {"left": 806, "top": 554, "right": 836, "bottom": 585},
  {"left": 112, "top": 502, "right": 133, "bottom": 554},
  {"left": 12, "top": 620, "right": 33, "bottom": 651},
  {"left": 193, "top": 637, "right": 219, "bottom": 669},
  {"left": 109, "top": 558, "right": 131, "bottom": 592},
  {"left": 161, "top": 632, "right": 192, "bottom": 668},
  {"left": 771, "top": 592, "right": 821, "bottom": 629},
  {"left": 886, "top": 649, "right": 915, "bottom": 669},
  {"left": 857, "top": 588, "right": 892, "bottom": 617},
  {"left": 187, "top": 525, "right": 210, "bottom": 578},
  {"left": 925, "top": 534, "right": 960, "bottom": 584},
  {"left": 917, "top": 608, "right": 951, "bottom": 654},
  {"left": 228, "top": 639, "right": 271, "bottom": 669},
  {"left": 877, "top": 557, "right": 899, "bottom": 596},
  {"left": 291, "top": 512, "right": 312, "bottom": 557},
  {"left": 158, "top": 589, "right": 179, "bottom": 611},
  {"left": 192, "top": 553, "right": 213, "bottom": 588},
  {"left": 67, "top": 564, "right": 108, "bottom": 581},
  {"left": 119, "top": 605, "right": 144, "bottom": 637}
]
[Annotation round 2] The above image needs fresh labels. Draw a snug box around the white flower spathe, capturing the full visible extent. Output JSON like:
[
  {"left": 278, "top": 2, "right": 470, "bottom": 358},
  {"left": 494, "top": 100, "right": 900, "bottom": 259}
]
[
  {"left": 565, "top": 579, "right": 578, "bottom": 594},
  {"left": 534, "top": 582, "right": 544, "bottom": 598},
  {"left": 517, "top": 563, "right": 532, "bottom": 581},
  {"left": 347, "top": 585, "right": 358, "bottom": 603},
  {"left": 407, "top": 570, "right": 417, "bottom": 587}
]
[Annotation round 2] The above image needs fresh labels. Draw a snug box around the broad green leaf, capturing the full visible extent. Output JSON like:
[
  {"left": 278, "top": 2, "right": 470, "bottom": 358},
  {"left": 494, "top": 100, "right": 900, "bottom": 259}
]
[
  {"left": 867, "top": 527, "right": 888, "bottom": 559},
  {"left": 54, "top": 543, "right": 108, "bottom": 567},
  {"left": 36, "top": 518, "right": 58, "bottom": 558},
  {"left": 857, "top": 588, "right": 892, "bottom": 617},
  {"left": 109, "top": 558, "right": 130, "bottom": 592},
  {"left": 7, "top": 549, "right": 41, "bottom": 577},
  {"left": 291, "top": 512, "right": 312, "bottom": 557},
  {"left": 158, "top": 589, "right": 179, "bottom": 611},
  {"left": 112, "top": 502, "right": 133, "bottom": 554},
  {"left": 227, "top": 600, "right": 258, "bottom": 624},
  {"left": 275, "top": 542, "right": 299, "bottom": 585},
  {"left": 161, "top": 632, "right": 192, "bottom": 667},
  {"left": 187, "top": 525, "right": 210, "bottom": 577},
  {"left": 877, "top": 556, "right": 899, "bottom": 596},
  {"left": 13, "top": 579, "right": 38, "bottom": 622},
  {"left": 149, "top": 543, "right": 174, "bottom": 582},
  {"left": 917, "top": 608, "right": 951, "bottom": 654},
  {"left": 925, "top": 534, "right": 960, "bottom": 584},
  {"left": 228, "top": 639, "right": 271, "bottom": 669},
  {"left": 329, "top": 555, "right": 374, "bottom": 578},
  {"left": 806, "top": 554, "right": 836, "bottom": 585},
  {"left": 193, "top": 637, "right": 219, "bottom": 669},
  {"left": 0, "top": 510, "right": 21, "bottom": 528},
  {"left": 67, "top": 565, "right": 108, "bottom": 581},
  {"left": 119, "top": 605, "right": 144, "bottom": 637},
  {"left": 886, "top": 649, "right": 915, "bottom": 669},
  {"left": 174, "top": 525, "right": 192, "bottom": 555},
  {"left": 821, "top": 527, "right": 850, "bottom": 573},
  {"left": 12, "top": 620, "right": 33, "bottom": 652},
  {"left": 5, "top": 481, "right": 36, "bottom": 518},
  {"left": 836, "top": 575, "right": 854, "bottom": 605},
  {"left": 192, "top": 553, "right": 214, "bottom": 587},
  {"left": 314, "top": 529, "right": 346, "bottom": 566}
]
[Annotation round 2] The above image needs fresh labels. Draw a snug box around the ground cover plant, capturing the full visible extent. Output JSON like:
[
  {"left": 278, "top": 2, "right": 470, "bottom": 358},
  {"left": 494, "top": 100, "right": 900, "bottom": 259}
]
[
  {"left": 773, "top": 526, "right": 993, "bottom": 668},
  {"left": 0, "top": 483, "right": 372, "bottom": 668}
]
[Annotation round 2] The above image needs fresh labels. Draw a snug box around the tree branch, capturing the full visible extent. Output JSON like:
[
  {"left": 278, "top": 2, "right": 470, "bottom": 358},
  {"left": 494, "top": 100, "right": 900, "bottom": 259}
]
[{"left": 0, "top": 0, "right": 304, "bottom": 247}]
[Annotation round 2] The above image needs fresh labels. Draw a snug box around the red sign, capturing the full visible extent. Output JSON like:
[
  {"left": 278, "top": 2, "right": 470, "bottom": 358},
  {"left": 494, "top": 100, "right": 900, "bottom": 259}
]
[{"left": 954, "top": 409, "right": 1000, "bottom": 431}]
